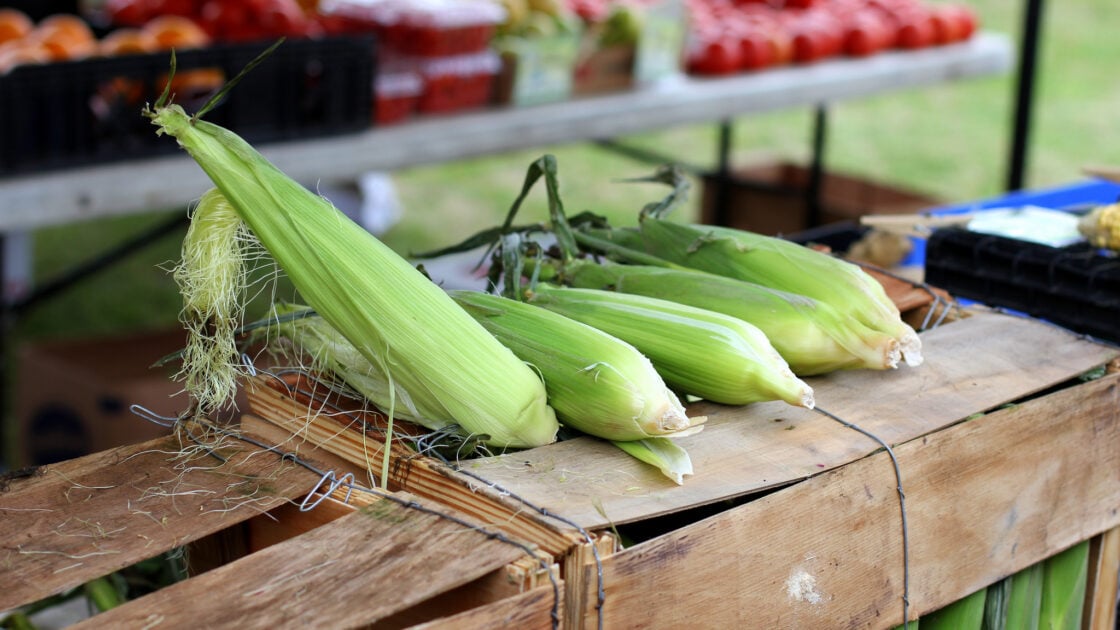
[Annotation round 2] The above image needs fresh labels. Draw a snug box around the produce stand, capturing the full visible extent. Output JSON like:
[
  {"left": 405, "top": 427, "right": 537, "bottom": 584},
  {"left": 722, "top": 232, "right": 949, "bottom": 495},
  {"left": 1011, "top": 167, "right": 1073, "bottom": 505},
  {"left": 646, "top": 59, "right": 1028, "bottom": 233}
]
[
  {"left": 0, "top": 32, "right": 1011, "bottom": 232},
  {"left": 4, "top": 304, "right": 1118, "bottom": 627}
]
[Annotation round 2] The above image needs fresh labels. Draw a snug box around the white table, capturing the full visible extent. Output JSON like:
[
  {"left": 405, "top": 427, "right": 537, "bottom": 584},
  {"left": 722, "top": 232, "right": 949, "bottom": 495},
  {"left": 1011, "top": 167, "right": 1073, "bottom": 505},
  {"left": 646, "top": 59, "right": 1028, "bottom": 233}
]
[{"left": 0, "top": 33, "right": 1013, "bottom": 233}]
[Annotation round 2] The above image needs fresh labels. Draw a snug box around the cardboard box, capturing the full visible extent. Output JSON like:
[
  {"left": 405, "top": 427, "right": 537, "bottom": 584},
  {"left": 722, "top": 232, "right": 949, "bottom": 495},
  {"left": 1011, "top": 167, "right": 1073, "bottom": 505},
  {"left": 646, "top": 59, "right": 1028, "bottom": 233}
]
[
  {"left": 14, "top": 329, "right": 189, "bottom": 467},
  {"left": 701, "top": 161, "right": 941, "bottom": 235}
]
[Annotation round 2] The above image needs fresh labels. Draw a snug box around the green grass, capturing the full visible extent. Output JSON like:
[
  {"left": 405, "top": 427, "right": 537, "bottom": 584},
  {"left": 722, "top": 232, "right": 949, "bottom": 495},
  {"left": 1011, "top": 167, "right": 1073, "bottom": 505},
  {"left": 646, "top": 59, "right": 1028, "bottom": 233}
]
[{"left": 13, "top": 0, "right": 1120, "bottom": 345}]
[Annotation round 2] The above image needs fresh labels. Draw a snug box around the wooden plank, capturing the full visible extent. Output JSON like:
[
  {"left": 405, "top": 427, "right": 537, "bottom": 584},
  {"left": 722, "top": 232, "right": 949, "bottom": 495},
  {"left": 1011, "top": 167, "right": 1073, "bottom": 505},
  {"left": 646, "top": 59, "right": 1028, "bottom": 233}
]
[
  {"left": 1084, "top": 526, "right": 1120, "bottom": 630},
  {"left": 245, "top": 493, "right": 560, "bottom": 628},
  {"left": 71, "top": 497, "right": 540, "bottom": 629},
  {"left": 461, "top": 311, "right": 1119, "bottom": 529},
  {"left": 243, "top": 384, "right": 589, "bottom": 558},
  {"left": 576, "top": 372, "right": 1120, "bottom": 629},
  {"left": 377, "top": 559, "right": 557, "bottom": 629},
  {"left": 0, "top": 428, "right": 322, "bottom": 611},
  {"left": 409, "top": 584, "right": 561, "bottom": 630}
]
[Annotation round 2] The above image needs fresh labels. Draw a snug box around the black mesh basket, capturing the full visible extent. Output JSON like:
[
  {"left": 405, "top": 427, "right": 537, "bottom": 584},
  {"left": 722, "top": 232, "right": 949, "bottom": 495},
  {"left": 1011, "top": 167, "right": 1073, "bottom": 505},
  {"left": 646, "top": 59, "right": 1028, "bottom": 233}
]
[
  {"left": 0, "top": 36, "right": 374, "bottom": 177},
  {"left": 925, "top": 227, "right": 1120, "bottom": 343}
]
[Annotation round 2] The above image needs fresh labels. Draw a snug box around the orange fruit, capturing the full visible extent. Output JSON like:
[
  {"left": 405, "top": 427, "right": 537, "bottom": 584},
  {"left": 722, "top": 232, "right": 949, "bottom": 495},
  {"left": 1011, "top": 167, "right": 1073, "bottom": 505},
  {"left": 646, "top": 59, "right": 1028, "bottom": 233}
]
[
  {"left": 141, "top": 15, "right": 211, "bottom": 50},
  {"left": 31, "top": 14, "right": 97, "bottom": 60},
  {"left": 99, "top": 28, "right": 158, "bottom": 56},
  {"left": 0, "top": 8, "right": 33, "bottom": 45},
  {"left": 0, "top": 40, "right": 50, "bottom": 73}
]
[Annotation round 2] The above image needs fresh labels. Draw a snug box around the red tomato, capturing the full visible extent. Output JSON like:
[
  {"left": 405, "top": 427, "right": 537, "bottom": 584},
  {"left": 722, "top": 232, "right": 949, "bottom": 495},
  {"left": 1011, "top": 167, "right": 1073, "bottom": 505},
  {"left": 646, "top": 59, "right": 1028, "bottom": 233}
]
[
  {"left": 105, "top": 0, "right": 155, "bottom": 27},
  {"left": 792, "top": 26, "right": 826, "bottom": 63},
  {"left": 152, "top": 0, "right": 198, "bottom": 18},
  {"left": 738, "top": 30, "right": 773, "bottom": 70},
  {"left": 930, "top": 4, "right": 978, "bottom": 44},
  {"left": 955, "top": 5, "right": 978, "bottom": 39},
  {"left": 688, "top": 36, "right": 742, "bottom": 75},
  {"left": 844, "top": 10, "right": 894, "bottom": 56},
  {"left": 766, "top": 27, "right": 795, "bottom": 65},
  {"left": 894, "top": 10, "right": 935, "bottom": 49},
  {"left": 256, "top": 0, "right": 314, "bottom": 38},
  {"left": 199, "top": 1, "right": 262, "bottom": 41}
]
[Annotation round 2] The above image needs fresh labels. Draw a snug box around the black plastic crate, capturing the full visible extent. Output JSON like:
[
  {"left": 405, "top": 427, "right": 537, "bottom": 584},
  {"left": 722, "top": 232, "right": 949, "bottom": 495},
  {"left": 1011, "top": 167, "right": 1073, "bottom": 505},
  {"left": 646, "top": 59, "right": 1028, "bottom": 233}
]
[
  {"left": 0, "top": 36, "right": 374, "bottom": 177},
  {"left": 925, "top": 227, "right": 1120, "bottom": 343}
]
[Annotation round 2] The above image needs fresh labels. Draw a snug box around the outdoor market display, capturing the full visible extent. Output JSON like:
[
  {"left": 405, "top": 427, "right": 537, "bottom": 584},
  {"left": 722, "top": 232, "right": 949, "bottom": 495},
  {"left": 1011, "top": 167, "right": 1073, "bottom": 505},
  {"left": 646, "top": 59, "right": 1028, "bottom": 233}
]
[
  {"left": 1, "top": 42, "right": 1118, "bottom": 629},
  {"left": 0, "top": 0, "right": 983, "bottom": 129}
]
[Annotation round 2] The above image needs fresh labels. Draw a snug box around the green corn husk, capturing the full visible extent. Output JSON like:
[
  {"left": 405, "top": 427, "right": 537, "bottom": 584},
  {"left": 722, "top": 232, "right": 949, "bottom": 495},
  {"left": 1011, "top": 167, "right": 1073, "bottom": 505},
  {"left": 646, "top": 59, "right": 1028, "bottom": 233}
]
[
  {"left": 147, "top": 104, "right": 558, "bottom": 449},
  {"left": 981, "top": 564, "right": 1044, "bottom": 630},
  {"left": 983, "top": 576, "right": 1012, "bottom": 630},
  {"left": 272, "top": 305, "right": 453, "bottom": 432},
  {"left": 525, "top": 283, "right": 814, "bottom": 408},
  {"left": 921, "top": 587, "right": 988, "bottom": 630},
  {"left": 612, "top": 438, "right": 693, "bottom": 485},
  {"left": 555, "top": 261, "right": 901, "bottom": 375},
  {"left": 1039, "top": 541, "right": 1089, "bottom": 630},
  {"left": 1005, "top": 563, "right": 1044, "bottom": 630},
  {"left": 578, "top": 219, "right": 923, "bottom": 367},
  {"left": 449, "top": 290, "right": 704, "bottom": 442}
]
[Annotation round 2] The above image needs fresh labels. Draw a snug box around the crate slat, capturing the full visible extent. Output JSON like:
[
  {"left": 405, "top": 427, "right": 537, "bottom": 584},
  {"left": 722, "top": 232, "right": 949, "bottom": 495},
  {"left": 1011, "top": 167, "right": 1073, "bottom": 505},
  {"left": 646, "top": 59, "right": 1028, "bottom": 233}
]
[
  {"left": 69, "top": 496, "right": 536, "bottom": 629},
  {"left": 574, "top": 372, "right": 1120, "bottom": 628},
  {"left": 0, "top": 429, "right": 322, "bottom": 610},
  {"left": 462, "top": 310, "right": 1118, "bottom": 529},
  {"left": 1085, "top": 526, "right": 1120, "bottom": 629},
  {"left": 410, "top": 584, "right": 562, "bottom": 630}
]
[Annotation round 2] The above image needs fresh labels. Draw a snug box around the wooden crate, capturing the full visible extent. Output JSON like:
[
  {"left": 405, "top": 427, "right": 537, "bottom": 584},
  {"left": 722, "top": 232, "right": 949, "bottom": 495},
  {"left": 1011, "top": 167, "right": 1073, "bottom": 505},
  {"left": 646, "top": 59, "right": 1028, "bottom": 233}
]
[
  {"left": 0, "top": 426, "right": 563, "bottom": 628},
  {"left": 3, "top": 306, "right": 1118, "bottom": 627},
  {"left": 700, "top": 161, "right": 941, "bottom": 236}
]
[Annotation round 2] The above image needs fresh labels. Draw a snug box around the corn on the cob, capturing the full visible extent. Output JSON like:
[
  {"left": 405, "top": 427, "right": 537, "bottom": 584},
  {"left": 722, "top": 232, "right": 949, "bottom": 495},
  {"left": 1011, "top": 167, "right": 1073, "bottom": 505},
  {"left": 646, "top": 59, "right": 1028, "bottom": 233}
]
[
  {"left": 1078, "top": 203, "right": 1120, "bottom": 249},
  {"left": 578, "top": 219, "right": 923, "bottom": 367},
  {"left": 920, "top": 587, "right": 986, "bottom": 630},
  {"left": 555, "top": 261, "right": 900, "bottom": 375},
  {"left": 271, "top": 305, "right": 454, "bottom": 432},
  {"left": 448, "top": 289, "right": 703, "bottom": 441},
  {"left": 612, "top": 437, "right": 693, "bottom": 485},
  {"left": 1004, "top": 563, "right": 1043, "bottom": 630},
  {"left": 1039, "top": 541, "right": 1088, "bottom": 630},
  {"left": 147, "top": 104, "right": 558, "bottom": 448},
  {"left": 525, "top": 283, "right": 814, "bottom": 408},
  {"left": 984, "top": 576, "right": 1011, "bottom": 630}
]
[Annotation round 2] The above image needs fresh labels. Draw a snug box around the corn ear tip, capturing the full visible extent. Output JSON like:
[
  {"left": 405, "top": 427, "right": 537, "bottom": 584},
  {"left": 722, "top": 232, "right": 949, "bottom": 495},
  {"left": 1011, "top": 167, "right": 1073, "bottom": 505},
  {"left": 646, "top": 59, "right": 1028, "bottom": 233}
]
[
  {"left": 900, "top": 332, "right": 923, "bottom": 367},
  {"left": 799, "top": 389, "right": 815, "bottom": 410}
]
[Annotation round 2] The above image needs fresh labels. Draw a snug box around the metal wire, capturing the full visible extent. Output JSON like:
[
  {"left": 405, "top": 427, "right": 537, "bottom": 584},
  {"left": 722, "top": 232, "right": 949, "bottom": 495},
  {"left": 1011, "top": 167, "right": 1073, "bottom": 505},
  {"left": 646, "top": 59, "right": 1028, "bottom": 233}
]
[{"left": 814, "top": 406, "right": 911, "bottom": 629}]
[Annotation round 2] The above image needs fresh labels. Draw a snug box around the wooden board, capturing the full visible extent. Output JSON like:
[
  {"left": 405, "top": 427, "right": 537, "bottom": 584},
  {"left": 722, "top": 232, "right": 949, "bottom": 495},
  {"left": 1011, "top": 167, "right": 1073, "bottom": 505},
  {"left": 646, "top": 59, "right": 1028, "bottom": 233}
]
[
  {"left": 574, "top": 372, "right": 1120, "bottom": 628},
  {"left": 0, "top": 429, "right": 322, "bottom": 611},
  {"left": 1085, "top": 526, "right": 1120, "bottom": 630},
  {"left": 70, "top": 496, "right": 542, "bottom": 629},
  {"left": 242, "top": 392, "right": 590, "bottom": 559},
  {"left": 411, "top": 584, "right": 561, "bottom": 630},
  {"left": 460, "top": 310, "right": 1119, "bottom": 529},
  {"left": 65, "top": 495, "right": 546, "bottom": 623}
]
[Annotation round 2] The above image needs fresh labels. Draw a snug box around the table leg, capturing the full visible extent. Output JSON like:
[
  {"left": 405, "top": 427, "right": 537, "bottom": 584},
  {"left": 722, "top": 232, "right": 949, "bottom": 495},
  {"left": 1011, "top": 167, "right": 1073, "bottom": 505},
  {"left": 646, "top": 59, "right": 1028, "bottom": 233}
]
[
  {"left": 1007, "top": 0, "right": 1046, "bottom": 192},
  {"left": 806, "top": 105, "right": 829, "bottom": 228}
]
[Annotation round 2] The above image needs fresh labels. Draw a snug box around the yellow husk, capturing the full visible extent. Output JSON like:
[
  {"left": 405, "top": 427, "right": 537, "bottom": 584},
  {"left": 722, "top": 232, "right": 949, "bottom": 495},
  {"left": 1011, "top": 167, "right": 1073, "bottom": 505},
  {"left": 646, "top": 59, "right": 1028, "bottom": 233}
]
[
  {"left": 560, "top": 261, "right": 901, "bottom": 375},
  {"left": 450, "top": 290, "right": 702, "bottom": 441},
  {"left": 526, "top": 283, "right": 814, "bottom": 408}
]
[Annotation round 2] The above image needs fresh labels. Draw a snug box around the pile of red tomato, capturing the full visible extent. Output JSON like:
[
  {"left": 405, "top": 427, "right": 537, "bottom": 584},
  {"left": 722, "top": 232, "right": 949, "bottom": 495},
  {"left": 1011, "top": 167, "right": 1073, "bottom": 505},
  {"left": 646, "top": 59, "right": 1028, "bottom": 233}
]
[
  {"left": 686, "top": 0, "right": 978, "bottom": 75},
  {"left": 103, "top": 0, "right": 323, "bottom": 42}
]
